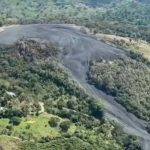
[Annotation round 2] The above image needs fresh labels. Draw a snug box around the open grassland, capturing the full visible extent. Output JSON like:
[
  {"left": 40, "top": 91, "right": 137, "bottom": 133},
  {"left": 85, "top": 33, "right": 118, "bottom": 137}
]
[
  {"left": 0, "top": 114, "right": 76, "bottom": 141},
  {"left": 97, "top": 33, "right": 150, "bottom": 59}
]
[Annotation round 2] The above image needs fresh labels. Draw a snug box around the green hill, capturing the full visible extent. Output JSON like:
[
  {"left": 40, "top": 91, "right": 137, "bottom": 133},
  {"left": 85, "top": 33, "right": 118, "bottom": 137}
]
[{"left": 0, "top": 40, "right": 141, "bottom": 150}]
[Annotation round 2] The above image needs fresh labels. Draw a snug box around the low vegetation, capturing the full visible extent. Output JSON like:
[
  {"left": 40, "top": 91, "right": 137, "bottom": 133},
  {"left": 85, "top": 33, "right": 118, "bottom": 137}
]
[
  {"left": 97, "top": 33, "right": 150, "bottom": 60},
  {"left": 0, "top": 40, "right": 141, "bottom": 149},
  {"left": 0, "top": 114, "right": 75, "bottom": 141}
]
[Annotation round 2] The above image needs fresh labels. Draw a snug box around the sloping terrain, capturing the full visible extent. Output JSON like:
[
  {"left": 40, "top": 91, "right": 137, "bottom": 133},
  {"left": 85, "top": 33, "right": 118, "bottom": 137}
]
[
  {"left": 0, "top": 24, "right": 150, "bottom": 149},
  {"left": 0, "top": 0, "right": 149, "bottom": 42},
  {"left": 88, "top": 58, "right": 150, "bottom": 120},
  {"left": 96, "top": 33, "right": 150, "bottom": 60},
  {"left": 0, "top": 24, "right": 123, "bottom": 79},
  {"left": 0, "top": 38, "right": 127, "bottom": 149},
  {"left": 0, "top": 1, "right": 150, "bottom": 150}
]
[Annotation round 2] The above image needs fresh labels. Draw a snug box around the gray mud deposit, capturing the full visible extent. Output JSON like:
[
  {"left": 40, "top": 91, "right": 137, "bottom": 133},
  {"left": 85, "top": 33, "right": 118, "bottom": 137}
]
[
  {"left": 0, "top": 24, "right": 150, "bottom": 149},
  {"left": 0, "top": 24, "right": 122, "bottom": 80}
]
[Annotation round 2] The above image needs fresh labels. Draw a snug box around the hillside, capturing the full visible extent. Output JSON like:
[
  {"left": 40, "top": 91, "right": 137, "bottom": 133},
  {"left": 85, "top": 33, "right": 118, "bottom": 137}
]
[
  {"left": 96, "top": 33, "right": 150, "bottom": 59},
  {"left": 0, "top": 0, "right": 149, "bottom": 42},
  {"left": 0, "top": 0, "right": 150, "bottom": 149},
  {"left": 0, "top": 39, "right": 141, "bottom": 150},
  {"left": 88, "top": 56, "right": 150, "bottom": 121}
]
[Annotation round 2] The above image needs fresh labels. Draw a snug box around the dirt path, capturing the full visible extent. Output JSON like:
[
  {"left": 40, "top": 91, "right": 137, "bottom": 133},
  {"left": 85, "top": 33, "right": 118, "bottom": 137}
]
[{"left": 39, "top": 102, "right": 45, "bottom": 113}]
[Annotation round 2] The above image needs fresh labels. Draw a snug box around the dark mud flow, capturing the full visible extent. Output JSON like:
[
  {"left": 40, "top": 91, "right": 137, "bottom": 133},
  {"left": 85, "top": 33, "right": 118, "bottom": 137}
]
[{"left": 0, "top": 24, "right": 150, "bottom": 149}]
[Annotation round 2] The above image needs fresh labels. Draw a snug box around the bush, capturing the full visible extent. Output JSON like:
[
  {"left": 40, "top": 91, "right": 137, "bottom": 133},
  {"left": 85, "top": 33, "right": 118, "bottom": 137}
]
[
  {"left": 123, "top": 135, "right": 141, "bottom": 150},
  {"left": 4, "top": 109, "right": 24, "bottom": 118},
  {"left": 26, "top": 124, "right": 31, "bottom": 129},
  {"left": 67, "top": 98, "right": 77, "bottom": 109},
  {"left": 6, "top": 125, "right": 13, "bottom": 130},
  {"left": 48, "top": 117, "right": 60, "bottom": 127},
  {"left": 10, "top": 117, "right": 21, "bottom": 126},
  {"left": 60, "top": 120, "right": 71, "bottom": 132},
  {"left": 90, "top": 100, "right": 104, "bottom": 119}
]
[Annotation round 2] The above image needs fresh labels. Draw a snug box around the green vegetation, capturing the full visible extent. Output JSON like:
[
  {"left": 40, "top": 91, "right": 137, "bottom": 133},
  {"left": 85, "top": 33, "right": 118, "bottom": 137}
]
[
  {"left": 0, "top": 40, "right": 141, "bottom": 149},
  {"left": 60, "top": 120, "right": 71, "bottom": 132},
  {"left": 102, "top": 1, "right": 150, "bottom": 41},
  {"left": 0, "top": 135, "right": 21, "bottom": 150},
  {"left": 0, "top": 114, "right": 75, "bottom": 141},
  {"left": 48, "top": 117, "right": 60, "bottom": 127},
  {"left": 0, "top": 0, "right": 149, "bottom": 42},
  {"left": 10, "top": 116, "right": 21, "bottom": 126},
  {"left": 97, "top": 33, "right": 150, "bottom": 60},
  {"left": 88, "top": 57, "right": 150, "bottom": 121},
  {"left": 0, "top": 0, "right": 148, "bottom": 149}
]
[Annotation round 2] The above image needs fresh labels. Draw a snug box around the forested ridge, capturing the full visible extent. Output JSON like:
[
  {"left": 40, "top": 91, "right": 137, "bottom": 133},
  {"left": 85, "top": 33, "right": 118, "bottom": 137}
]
[{"left": 0, "top": 0, "right": 149, "bottom": 42}]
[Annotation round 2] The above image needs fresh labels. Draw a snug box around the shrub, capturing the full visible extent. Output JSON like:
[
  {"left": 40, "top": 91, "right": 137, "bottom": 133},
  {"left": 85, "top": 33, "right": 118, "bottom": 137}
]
[
  {"left": 90, "top": 101, "right": 104, "bottom": 119},
  {"left": 10, "top": 117, "right": 21, "bottom": 126},
  {"left": 6, "top": 124, "right": 13, "bottom": 130},
  {"left": 48, "top": 117, "right": 60, "bottom": 127},
  {"left": 26, "top": 124, "right": 31, "bottom": 129},
  {"left": 60, "top": 120, "right": 71, "bottom": 132}
]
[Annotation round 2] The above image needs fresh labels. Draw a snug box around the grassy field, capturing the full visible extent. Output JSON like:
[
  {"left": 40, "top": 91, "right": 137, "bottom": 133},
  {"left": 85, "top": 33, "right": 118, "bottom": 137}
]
[
  {"left": 0, "top": 113, "right": 76, "bottom": 141},
  {"left": 97, "top": 33, "right": 150, "bottom": 60}
]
